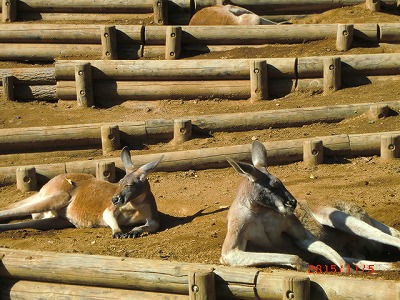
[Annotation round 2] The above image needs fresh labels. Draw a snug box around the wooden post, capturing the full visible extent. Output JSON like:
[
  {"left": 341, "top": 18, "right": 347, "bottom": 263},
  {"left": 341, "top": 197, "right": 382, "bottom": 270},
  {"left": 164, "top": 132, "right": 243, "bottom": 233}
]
[
  {"left": 323, "top": 57, "right": 341, "bottom": 94},
  {"left": 283, "top": 277, "right": 310, "bottom": 300},
  {"left": 368, "top": 104, "right": 389, "bottom": 120},
  {"left": 336, "top": 24, "right": 354, "bottom": 51},
  {"left": 96, "top": 161, "right": 116, "bottom": 182},
  {"left": 165, "top": 26, "right": 182, "bottom": 60},
  {"left": 250, "top": 60, "right": 268, "bottom": 102},
  {"left": 188, "top": 270, "right": 216, "bottom": 300},
  {"left": 303, "top": 140, "right": 323, "bottom": 166},
  {"left": 2, "top": 75, "right": 14, "bottom": 101},
  {"left": 153, "top": 0, "right": 168, "bottom": 25},
  {"left": 75, "top": 63, "right": 94, "bottom": 107},
  {"left": 380, "top": 134, "right": 400, "bottom": 160},
  {"left": 2, "top": 0, "right": 16, "bottom": 22},
  {"left": 366, "top": 0, "right": 380, "bottom": 11},
  {"left": 101, "top": 25, "right": 118, "bottom": 60},
  {"left": 173, "top": 119, "right": 192, "bottom": 144},
  {"left": 16, "top": 167, "right": 38, "bottom": 192},
  {"left": 101, "top": 125, "right": 120, "bottom": 154}
]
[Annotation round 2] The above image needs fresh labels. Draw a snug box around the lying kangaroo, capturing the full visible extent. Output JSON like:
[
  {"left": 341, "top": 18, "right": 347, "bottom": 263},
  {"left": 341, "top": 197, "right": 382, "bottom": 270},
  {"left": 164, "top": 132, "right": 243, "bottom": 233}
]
[
  {"left": 189, "top": 4, "right": 286, "bottom": 25},
  {"left": 221, "top": 140, "right": 400, "bottom": 271},
  {"left": 0, "top": 147, "right": 163, "bottom": 238}
]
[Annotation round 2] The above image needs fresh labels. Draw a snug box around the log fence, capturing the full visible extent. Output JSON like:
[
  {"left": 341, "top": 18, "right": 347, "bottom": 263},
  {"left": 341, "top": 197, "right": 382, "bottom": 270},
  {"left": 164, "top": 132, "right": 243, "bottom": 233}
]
[
  {"left": 0, "top": 101, "right": 398, "bottom": 154},
  {"left": 1, "top": 53, "right": 399, "bottom": 103},
  {"left": 0, "top": 248, "right": 399, "bottom": 299},
  {"left": 1, "top": 0, "right": 399, "bottom": 24},
  {"left": 1, "top": 130, "right": 399, "bottom": 187},
  {"left": 1, "top": 23, "right": 400, "bottom": 62}
]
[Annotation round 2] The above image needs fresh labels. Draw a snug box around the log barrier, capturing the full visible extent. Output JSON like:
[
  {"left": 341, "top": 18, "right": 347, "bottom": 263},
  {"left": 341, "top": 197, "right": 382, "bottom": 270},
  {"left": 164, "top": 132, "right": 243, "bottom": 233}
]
[
  {"left": 0, "top": 248, "right": 399, "bottom": 300},
  {"left": 0, "top": 101, "right": 398, "bottom": 153},
  {"left": 1, "top": 131, "right": 399, "bottom": 187},
  {"left": 1, "top": 23, "right": 400, "bottom": 61}
]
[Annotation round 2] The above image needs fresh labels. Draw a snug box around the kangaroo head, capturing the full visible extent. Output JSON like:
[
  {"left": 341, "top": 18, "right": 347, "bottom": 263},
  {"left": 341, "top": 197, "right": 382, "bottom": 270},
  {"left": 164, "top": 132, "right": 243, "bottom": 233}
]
[
  {"left": 112, "top": 147, "right": 163, "bottom": 207},
  {"left": 227, "top": 140, "right": 297, "bottom": 215}
]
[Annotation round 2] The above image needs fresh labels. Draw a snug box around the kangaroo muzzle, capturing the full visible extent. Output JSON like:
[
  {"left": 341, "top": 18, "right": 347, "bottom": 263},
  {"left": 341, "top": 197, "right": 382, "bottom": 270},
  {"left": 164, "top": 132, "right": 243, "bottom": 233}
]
[{"left": 112, "top": 195, "right": 124, "bottom": 206}]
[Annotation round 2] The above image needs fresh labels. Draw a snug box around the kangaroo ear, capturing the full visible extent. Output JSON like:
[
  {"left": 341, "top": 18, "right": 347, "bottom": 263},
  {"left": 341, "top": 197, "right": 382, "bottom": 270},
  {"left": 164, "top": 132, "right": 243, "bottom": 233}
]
[
  {"left": 227, "top": 157, "right": 261, "bottom": 182},
  {"left": 251, "top": 140, "right": 268, "bottom": 169},
  {"left": 137, "top": 155, "right": 164, "bottom": 181},
  {"left": 120, "top": 146, "right": 135, "bottom": 172}
]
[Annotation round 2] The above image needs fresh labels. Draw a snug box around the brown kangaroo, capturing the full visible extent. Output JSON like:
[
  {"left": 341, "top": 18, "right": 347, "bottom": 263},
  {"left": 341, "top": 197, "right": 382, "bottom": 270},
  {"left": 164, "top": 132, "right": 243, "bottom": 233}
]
[
  {"left": 0, "top": 147, "right": 163, "bottom": 238},
  {"left": 221, "top": 140, "right": 400, "bottom": 271}
]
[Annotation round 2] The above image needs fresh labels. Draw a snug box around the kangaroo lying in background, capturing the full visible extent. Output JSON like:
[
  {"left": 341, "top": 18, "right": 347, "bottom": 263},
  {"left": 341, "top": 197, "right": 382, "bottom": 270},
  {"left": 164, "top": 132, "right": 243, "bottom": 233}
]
[
  {"left": 221, "top": 140, "right": 400, "bottom": 271},
  {"left": 0, "top": 147, "right": 163, "bottom": 238},
  {"left": 189, "top": 4, "right": 286, "bottom": 25}
]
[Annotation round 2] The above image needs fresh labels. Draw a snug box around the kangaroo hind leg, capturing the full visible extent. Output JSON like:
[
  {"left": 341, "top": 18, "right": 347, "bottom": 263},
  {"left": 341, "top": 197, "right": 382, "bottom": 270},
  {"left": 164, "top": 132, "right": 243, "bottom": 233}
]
[{"left": 0, "top": 216, "right": 74, "bottom": 232}]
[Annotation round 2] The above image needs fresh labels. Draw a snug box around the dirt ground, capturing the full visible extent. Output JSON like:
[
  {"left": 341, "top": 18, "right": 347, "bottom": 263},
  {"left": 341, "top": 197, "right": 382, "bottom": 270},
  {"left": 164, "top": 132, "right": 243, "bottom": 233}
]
[{"left": 0, "top": 4, "right": 400, "bottom": 283}]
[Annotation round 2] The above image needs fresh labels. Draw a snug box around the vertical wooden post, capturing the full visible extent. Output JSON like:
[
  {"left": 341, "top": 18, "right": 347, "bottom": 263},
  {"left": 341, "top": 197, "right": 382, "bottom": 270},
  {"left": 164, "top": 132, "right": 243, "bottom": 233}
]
[
  {"left": 323, "top": 57, "right": 341, "bottom": 94},
  {"left": 381, "top": 134, "right": 400, "bottom": 160},
  {"left": 96, "top": 161, "right": 116, "bottom": 182},
  {"left": 2, "top": 75, "right": 14, "bottom": 101},
  {"left": 16, "top": 167, "right": 38, "bottom": 192},
  {"left": 75, "top": 63, "right": 94, "bottom": 107},
  {"left": 188, "top": 270, "right": 216, "bottom": 300},
  {"left": 368, "top": 104, "right": 389, "bottom": 120},
  {"left": 101, "top": 25, "right": 118, "bottom": 60},
  {"left": 2, "top": 0, "right": 16, "bottom": 22},
  {"left": 366, "top": 0, "right": 380, "bottom": 11},
  {"left": 101, "top": 125, "right": 120, "bottom": 155},
  {"left": 283, "top": 277, "right": 310, "bottom": 300},
  {"left": 250, "top": 59, "right": 268, "bottom": 102},
  {"left": 173, "top": 119, "right": 192, "bottom": 144},
  {"left": 303, "top": 140, "right": 324, "bottom": 166},
  {"left": 336, "top": 24, "right": 354, "bottom": 51},
  {"left": 153, "top": 0, "right": 168, "bottom": 25},
  {"left": 165, "top": 26, "right": 182, "bottom": 60}
]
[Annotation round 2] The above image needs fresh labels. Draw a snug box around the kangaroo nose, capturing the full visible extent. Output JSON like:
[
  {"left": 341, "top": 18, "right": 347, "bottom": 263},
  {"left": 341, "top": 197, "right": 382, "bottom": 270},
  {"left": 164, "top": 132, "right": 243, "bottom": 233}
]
[{"left": 112, "top": 195, "right": 122, "bottom": 205}]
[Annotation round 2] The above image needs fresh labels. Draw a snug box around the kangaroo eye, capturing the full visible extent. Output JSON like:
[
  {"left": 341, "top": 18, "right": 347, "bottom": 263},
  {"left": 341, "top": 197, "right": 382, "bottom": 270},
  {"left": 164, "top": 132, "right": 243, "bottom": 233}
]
[{"left": 271, "top": 180, "right": 279, "bottom": 188}]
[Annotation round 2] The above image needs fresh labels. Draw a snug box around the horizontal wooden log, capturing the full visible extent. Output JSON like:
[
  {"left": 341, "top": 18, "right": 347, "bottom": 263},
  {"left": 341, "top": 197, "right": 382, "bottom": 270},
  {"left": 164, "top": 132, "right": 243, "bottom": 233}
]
[
  {"left": 1, "top": 131, "right": 399, "bottom": 186},
  {"left": 0, "top": 24, "right": 143, "bottom": 44},
  {"left": 1, "top": 279, "right": 187, "bottom": 300},
  {"left": 0, "top": 68, "right": 55, "bottom": 85},
  {"left": 7, "top": 85, "right": 58, "bottom": 101},
  {"left": 2, "top": 101, "right": 398, "bottom": 153},
  {"left": 11, "top": 0, "right": 154, "bottom": 13},
  {"left": 379, "top": 23, "right": 400, "bottom": 43},
  {"left": 15, "top": 12, "right": 154, "bottom": 22},
  {"left": 144, "top": 24, "right": 378, "bottom": 45}
]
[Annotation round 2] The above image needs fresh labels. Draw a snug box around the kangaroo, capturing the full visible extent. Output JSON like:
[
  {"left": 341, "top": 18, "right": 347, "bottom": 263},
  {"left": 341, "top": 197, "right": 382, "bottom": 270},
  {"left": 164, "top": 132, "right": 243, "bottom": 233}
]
[
  {"left": 221, "top": 140, "right": 400, "bottom": 271},
  {"left": 0, "top": 147, "right": 163, "bottom": 238},
  {"left": 189, "top": 4, "right": 286, "bottom": 26}
]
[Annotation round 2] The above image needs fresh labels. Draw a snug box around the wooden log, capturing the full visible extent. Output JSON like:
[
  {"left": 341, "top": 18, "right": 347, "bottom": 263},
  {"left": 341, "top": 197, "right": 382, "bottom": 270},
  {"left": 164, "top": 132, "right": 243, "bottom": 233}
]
[
  {"left": 75, "top": 63, "right": 94, "bottom": 107},
  {"left": 101, "top": 125, "right": 120, "bottom": 154},
  {"left": 12, "top": 0, "right": 154, "bottom": 13},
  {"left": 0, "top": 67, "right": 55, "bottom": 85},
  {"left": 173, "top": 119, "right": 192, "bottom": 144},
  {"left": 18, "top": 12, "right": 153, "bottom": 22},
  {"left": 189, "top": 270, "right": 216, "bottom": 300},
  {"left": 153, "top": 0, "right": 168, "bottom": 25},
  {"left": 101, "top": 25, "right": 118, "bottom": 60},
  {"left": 366, "top": 0, "right": 380, "bottom": 11},
  {"left": 2, "top": 131, "right": 400, "bottom": 187},
  {"left": 96, "top": 161, "right": 116, "bottom": 183},
  {"left": 165, "top": 26, "right": 182, "bottom": 60},
  {"left": 323, "top": 57, "right": 341, "bottom": 94},
  {"left": 250, "top": 59, "right": 268, "bottom": 101},
  {"left": 16, "top": 167, "right": 37, "bottom": 192},
  {"left": 282, "top": 277, "right": 310, "bottom": 300},
  {"left": 1, "top": 279, "right": 188, "bottom": 300},
  {"left": 336, "top": 24, "right": 354, "bottom": 51},
  {"left": 12, "top": 84, "right": 57, "bottom": 101},
  {"left": 368, "top": 104, "right": 389, "bottom": 120},
  {"left": 2, "top": 0, "right": 16, "bottom": 22},
  {"left": 379, "top": 23, "right": 400, "bottom": 43},
  {"left": 2, "top": 75, "right": 14, "bottom": 101},
  {"left": 303, "top": 140, "right": 324, "bottom": 167},
  {"left": 380, "top": 134, "right": 400, "bottom": 160}
]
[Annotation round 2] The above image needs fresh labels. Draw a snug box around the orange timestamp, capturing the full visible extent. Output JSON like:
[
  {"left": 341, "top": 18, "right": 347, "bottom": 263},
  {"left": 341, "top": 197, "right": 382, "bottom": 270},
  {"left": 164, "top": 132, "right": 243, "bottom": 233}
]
[{"left": 308, "top": 264, "right": 375, "bottom": 274}]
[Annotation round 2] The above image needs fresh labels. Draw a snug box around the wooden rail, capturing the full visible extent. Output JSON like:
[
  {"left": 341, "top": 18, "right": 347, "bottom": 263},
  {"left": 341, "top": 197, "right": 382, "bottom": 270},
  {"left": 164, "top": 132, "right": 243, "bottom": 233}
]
[
  {"left": 0, "top": 23, "right": 400, "bottom": 61},
  {"left": 0, "top": 248, "right": 399, "bottom": 300},
  {"left": 1, "top": 131, "right": 399, "bottom": 187}
]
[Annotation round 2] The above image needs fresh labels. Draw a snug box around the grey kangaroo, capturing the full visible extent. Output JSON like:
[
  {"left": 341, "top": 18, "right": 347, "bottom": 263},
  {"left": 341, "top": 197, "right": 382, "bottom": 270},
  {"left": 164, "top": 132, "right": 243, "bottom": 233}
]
[
  {"left": 221, "top": 140, "right": 400, "bottom": 271},
  {"left": 0, "top": 147, "right": 163, "bottom": 238}
]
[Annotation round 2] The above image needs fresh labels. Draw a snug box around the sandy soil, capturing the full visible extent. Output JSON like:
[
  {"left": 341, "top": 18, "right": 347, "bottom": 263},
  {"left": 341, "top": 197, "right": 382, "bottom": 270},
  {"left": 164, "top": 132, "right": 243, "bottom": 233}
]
[{"left": 0, "top": 4, "right": 400, "bottom": 283}]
